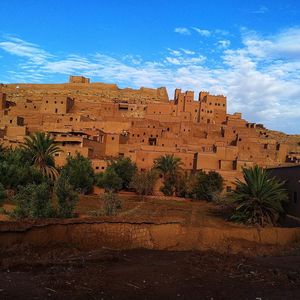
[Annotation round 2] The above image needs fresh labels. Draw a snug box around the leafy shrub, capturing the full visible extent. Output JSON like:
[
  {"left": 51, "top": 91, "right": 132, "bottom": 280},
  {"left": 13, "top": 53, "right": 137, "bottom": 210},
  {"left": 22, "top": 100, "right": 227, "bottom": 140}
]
[
  {"left": 101, "top": 191, "right": 122, "bottom": 216},
  {"left": 175, "top": 172, "right": 198, "bottom": 198},
  {"left": 95, "top": 169, "right": 123, "bottom": 192},
  {"left": 0, "top": 148, "right": 46, "bottom": 191},
  {"left": 12, "top": 183, "right": 53, "bottom": 219},
  {"left": 61, "top": 153, "right": 94, "bottom": 194},
  {"left": 160, "top": 177, "right": 176, "bottom": 196},
  {"left": 230, "top": 166, "right": 288, "bottom": 226},
  {"left": 107, "top": 157, "right": 137, "bottom": 190},
  {"left": 54, "top": 175, "right": 78, "bottom": 217},
  {"left": 194, "top": 171, "right": 224, "bottom": 201},
  {"left": 130, "top": 170, "right": 158, "bottom": 198},
  {"left": 0, "top": 183, "right": 5, "bottom": 205}
]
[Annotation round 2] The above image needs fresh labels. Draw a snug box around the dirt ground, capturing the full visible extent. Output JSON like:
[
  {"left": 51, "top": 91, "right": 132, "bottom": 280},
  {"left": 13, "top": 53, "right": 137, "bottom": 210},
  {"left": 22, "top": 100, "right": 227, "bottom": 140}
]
[
  {"left": 1, "top": 246, "right": 300, "bottom": 300},
  {"left": 1, "top": 195, "right": 300, "bottom": 299}
]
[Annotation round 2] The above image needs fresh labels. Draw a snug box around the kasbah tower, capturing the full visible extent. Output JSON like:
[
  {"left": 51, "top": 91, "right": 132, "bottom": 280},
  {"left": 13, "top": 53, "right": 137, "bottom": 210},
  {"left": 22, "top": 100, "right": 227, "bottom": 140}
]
[{"left": 1, "top": 75, "right": 300, "bottom": 192}]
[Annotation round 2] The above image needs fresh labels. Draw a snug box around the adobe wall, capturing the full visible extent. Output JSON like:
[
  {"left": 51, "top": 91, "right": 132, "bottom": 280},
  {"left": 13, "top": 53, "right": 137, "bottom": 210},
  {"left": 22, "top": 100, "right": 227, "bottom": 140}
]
[
  {"left": 0, "top": 219, "right": 300, "bottom": 256},
  {"left": 0, "top": 82, "right": 169, "bottom": 104}
]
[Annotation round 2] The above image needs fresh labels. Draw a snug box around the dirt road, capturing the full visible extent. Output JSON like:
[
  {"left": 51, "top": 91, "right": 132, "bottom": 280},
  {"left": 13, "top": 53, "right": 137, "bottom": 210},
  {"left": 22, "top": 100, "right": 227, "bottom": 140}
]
[{"left": 1, "top": 247, "right": 300, "bottom": 299}]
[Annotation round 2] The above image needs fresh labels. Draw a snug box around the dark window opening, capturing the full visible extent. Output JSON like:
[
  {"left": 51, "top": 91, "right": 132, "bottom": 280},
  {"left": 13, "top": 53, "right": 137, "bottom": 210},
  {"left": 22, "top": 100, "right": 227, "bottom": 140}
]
[{"left": 148, "top": 137, "right": 157, "bottom": 146}]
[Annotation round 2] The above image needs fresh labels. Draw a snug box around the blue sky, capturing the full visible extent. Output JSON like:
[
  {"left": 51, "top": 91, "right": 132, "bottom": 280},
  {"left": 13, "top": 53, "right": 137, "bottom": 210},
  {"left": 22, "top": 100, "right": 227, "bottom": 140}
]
[{"left": 0, "top": 0, "right": 299, "bottom": 133}]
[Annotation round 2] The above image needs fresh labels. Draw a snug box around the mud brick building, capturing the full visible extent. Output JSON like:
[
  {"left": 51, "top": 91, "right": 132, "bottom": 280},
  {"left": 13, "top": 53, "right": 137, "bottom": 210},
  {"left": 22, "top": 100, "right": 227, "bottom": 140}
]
[{"left": 0, "top": 76, "right": 299, "bottom": 191}]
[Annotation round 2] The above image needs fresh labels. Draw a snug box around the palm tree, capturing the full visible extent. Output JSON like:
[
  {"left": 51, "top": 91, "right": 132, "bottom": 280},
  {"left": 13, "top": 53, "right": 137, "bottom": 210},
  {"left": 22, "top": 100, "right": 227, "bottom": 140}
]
[
  {"left": 22, "top": 132, "right": 61, "bottom": 180},
  {"left": 154, "top": 154, "right": 182, "bottom": 177},
  {"left": 154, "top": 154, "right": 182, "bottom": 196},
  {"left": 230, "top": 165, "right": 288, "bottom": 227}
]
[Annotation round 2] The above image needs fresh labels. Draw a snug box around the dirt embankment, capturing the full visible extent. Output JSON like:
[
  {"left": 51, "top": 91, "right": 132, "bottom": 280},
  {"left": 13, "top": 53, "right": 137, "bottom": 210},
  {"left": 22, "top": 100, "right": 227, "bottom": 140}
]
[{"left": 1, "top": 218, "right": 300, "bottom": 256}]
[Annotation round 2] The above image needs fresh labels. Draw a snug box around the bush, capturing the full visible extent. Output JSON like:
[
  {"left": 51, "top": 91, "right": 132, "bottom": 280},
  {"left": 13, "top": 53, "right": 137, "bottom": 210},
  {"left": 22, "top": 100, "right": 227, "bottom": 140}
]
[
  {"left": 95, "top": 169, "right": 123, "bottom": 192},
  {"left": 0, "top": 148, "right": 46, "bottom": 191},
  {"left": 160, "top": 177, "right": 176, "bottom": 196},
  {"left": 101, "top": 191, "right": 122, "bottom": 216},
  {"left": 54, "top": 175, "right": 78, "bottom": 218},
  {"left": 194, "top": 171, "right": 224, "bottom": 201},
  {"left": 175, "top": 172, "right": 198, "bottom": 198},
  {"left": 130, "top": 170, "right": 158, "bottom": 198},
  {"left": 107, "top": 157, "right": 137, "bottom": 190},
  {"left": 230, "top": 166, "right": 288, "bottom": 226},
  {"left": 0, "top": 183, "right": 5, "bottom": 205},
  {"left": 61, "top": 153, "right": 94, "bottom": 194},
  {"left": 12, "top": 183, "right": 53, "bottom": 219}
]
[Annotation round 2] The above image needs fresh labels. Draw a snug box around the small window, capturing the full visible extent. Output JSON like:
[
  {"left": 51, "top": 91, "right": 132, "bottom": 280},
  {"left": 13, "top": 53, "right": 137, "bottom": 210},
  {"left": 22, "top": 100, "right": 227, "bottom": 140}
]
[
  {"left": 101, "top": 166, "right": 105, "bottom": 170},
  {"left": 112, "top": 137, "right": 115, "bottom": 140},
  {"left": 96, "top": 166, "right": 99, "bottom": 170},
  {"left": 226, "top": 186, "right": 232, "bottom": 192}
]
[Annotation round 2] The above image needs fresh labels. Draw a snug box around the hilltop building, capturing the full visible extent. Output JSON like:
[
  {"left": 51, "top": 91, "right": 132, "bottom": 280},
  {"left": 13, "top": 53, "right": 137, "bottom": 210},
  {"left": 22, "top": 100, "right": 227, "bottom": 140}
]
[{"left": 0, "top": 76, "right": 299, "bottom": 192}]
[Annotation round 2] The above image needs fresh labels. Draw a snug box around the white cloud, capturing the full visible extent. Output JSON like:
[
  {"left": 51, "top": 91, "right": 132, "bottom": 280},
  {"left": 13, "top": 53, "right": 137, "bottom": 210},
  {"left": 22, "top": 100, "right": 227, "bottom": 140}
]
[
  {"left": 0, "top": 30, "right": 300, "bottom": 133},
  {"left": 180, "top": 48, "right": 195, "bottom": 55},
  {"left": 174, "top": 27, "right": 191, "bottom": 35},
  {"left": 217, "top": 40, "right": 231, "bottom": 48},
  {"left": 0, "top": 36, "right": 52, "bottom": 64},
  {"left": 251, "top": 6, "right": 269, "bottom": 14},
  {"left": 191, "top": 27, "right": 211, "bottom": 37}
]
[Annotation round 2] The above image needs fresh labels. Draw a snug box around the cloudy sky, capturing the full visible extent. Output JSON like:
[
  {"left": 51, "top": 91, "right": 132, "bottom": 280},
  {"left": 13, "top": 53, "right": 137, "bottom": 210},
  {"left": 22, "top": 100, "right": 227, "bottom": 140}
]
[{"left": 0, "top": 0, "right": 299, "bottom": 133}]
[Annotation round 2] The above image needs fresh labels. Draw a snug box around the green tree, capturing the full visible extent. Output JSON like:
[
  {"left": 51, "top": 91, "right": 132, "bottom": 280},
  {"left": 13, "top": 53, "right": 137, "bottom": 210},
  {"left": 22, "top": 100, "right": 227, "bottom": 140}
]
[
  {"left": 12, "top": 183, "right": 53, "bottom": 218},
  {"left": 154, "top": 154, "right": 182, "bottom": 196},
  {"left": 61, "top": 153, "right": 94, "bottom": 194},
  {"left": 95, "top": 169, "right": 123, "bottom": 192},
  {"left": 101, "top": 191, "right": 122, "bottom": 216},
  {"left": 54, "top": 175, "right": 78, "bottom": 217},
  {"left": 194, "top": 171, "right": 224, "bottom": 201},
  {"left": 107, "top": 157, "right": 137, "bottom": 190},
  {"left": 230, "top": 166, "right": 288, "bottom": 226},
  {"left": 21, "top": 132, "right": 61, "bottom": 181},
  {"left": 0, "top": 148, "right": 46, "bottom": 191},
  {"left": 130, "top": 169, "right": 158, "bottom": 198}
]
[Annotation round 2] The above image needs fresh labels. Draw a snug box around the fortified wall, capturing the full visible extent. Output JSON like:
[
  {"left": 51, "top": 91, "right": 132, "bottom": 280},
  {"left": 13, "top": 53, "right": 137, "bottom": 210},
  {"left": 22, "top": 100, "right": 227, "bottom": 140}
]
[{"left": 0, "top": 76, "right": 299, "bottom": 191}]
